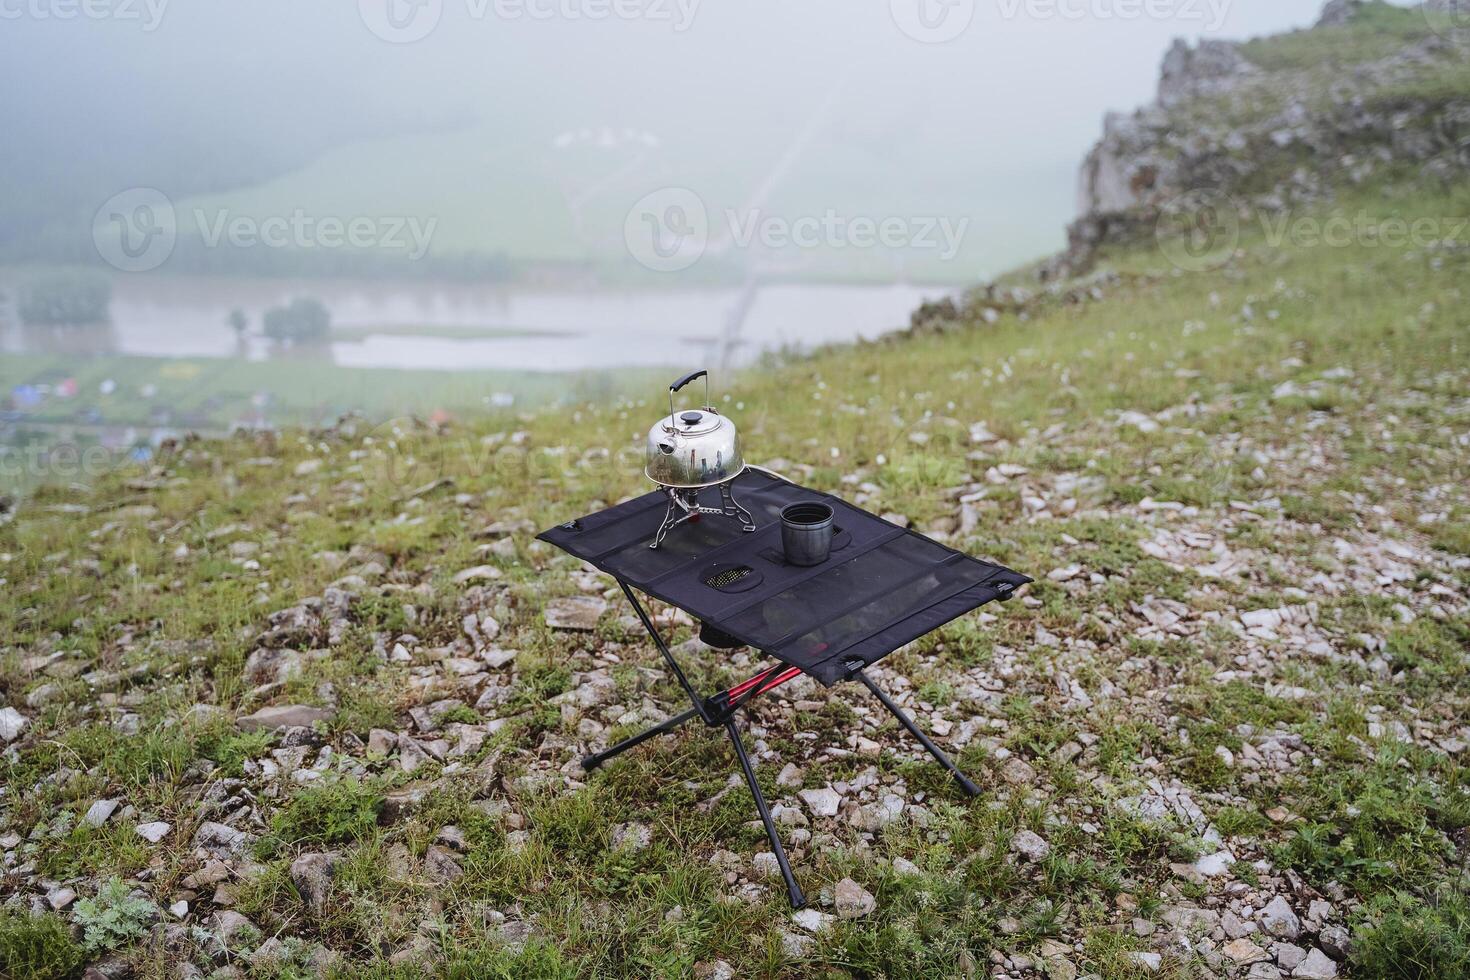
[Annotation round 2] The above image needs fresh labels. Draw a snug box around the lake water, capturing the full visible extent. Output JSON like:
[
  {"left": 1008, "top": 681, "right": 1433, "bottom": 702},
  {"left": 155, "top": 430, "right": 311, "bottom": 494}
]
[{"left": 1, "top": 275, "right": 955, "bottom": 372}]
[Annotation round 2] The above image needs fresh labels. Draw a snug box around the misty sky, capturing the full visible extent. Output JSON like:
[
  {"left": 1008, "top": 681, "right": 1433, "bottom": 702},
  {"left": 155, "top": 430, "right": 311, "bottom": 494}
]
[{"left": 0, "top": 0, "right": 1420, "bottom": 276}]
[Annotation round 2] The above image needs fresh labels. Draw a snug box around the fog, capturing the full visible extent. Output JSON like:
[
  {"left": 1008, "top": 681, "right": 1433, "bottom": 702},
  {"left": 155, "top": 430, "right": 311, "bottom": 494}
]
[
  {"left": 3, "top": 0, "right": 1367, "bottom": 278},
  {"left": 0, "top": 0, "right": 1412, "bottom": 448}
]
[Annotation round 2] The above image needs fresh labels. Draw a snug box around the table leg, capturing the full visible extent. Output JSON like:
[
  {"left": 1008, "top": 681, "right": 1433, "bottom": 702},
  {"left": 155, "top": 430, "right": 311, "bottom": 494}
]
[
  {"left": 619, "top": 580, "right": 714, "bottom": 725},
  {"left": 725, "top": 716, "right": 806, "bottom": 909},
  {"left": 580, "top": 706, "right": 701, "bottom": 772},
  {"left": 856, "top": 671, "right": 981, "bottom": 797}
]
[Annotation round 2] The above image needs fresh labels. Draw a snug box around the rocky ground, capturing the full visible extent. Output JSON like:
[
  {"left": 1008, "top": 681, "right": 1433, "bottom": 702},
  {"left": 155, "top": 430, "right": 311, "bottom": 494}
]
[
  {"left": 3, "top": 192, "right": 1467, "bottom": 976},
  {"left": 3, "top": 7, "right": 1470, "bottom": 979}
]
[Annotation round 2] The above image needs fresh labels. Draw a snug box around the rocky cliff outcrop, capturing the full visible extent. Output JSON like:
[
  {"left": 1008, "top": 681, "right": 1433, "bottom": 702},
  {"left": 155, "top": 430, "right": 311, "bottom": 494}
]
[{"left": 1045, "top": 0, "right": 1470, "bottom": 279}]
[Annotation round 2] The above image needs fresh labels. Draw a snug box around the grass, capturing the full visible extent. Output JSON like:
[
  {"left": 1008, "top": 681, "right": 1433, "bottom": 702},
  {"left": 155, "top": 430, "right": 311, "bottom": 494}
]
[
  {"left": 259, "top": 778, "right": 387, "bottom": 858},
  {"left": 1239, "top": 2, "right": 1430, "bottom": 72},
  {"left": 0, "top": 908, "right": 87, "bottom": 980},
  {"left": 1352, "top": 891, "right": 1470, "bottom": 980}
]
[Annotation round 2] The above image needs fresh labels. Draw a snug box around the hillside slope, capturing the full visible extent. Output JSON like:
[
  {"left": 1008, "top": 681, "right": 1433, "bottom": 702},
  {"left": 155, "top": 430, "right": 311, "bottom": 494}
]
[
  {"left": 2, "top": 11, "right": 1469, "bottom": 980},
  {"left": 1047, "top": 0, "right": 1470, "bottom": 280}
]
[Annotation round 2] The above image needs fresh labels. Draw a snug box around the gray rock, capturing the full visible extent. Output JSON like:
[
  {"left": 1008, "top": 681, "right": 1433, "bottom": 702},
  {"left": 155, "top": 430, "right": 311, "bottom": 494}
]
[
  {"left": 798, "top": 787, "right": 842, "bottom": 818},
  {"left": 1260, "top": 896, "right": 1302, "bottom": 940},
  {"left": 1157, "top": 38, "right": 1257, "bottom": 108},
  {"left": 481, "top": 647, "right": 517, "bottom": 668},
  {"left": 46, "top": 886, "right": 76, "bottom": 910},
  {"left": 290, "top": 851, "right": 342, "bottom": 912},
  {"left": 850, "top": 795, "right": 905, "bottom": 832},
  {"left": 1294, "top": 949, "right": 1339, "bottom": 978},
  {"left": 1000, "top": 756, "right": 1036, "bottom": 785},
  {"left": 775, "top": 763, "right": 803, "bottom": 788},
  {"left": 193, "top": 821, "right": 250, "bottom": 858},
  {"left": 243, "top": 648, "right": 305, "bottom": 686},
  {"left": 83, "top": 799, "right": 119, "bottom": 828},
  {"left": 1276, "top": 944, "right": 1307, "bottom": 971},
  {"left": 892, "top": 856, "right": 921, "bottom": 877},
  {"left": 694, "top": 960, "right": 736, "bottom": 980},
  {"left": 1012, "top": 830, "right": 1051, "bottom": 862},
  {"left": 781, "top": 930, "right": 814, "bottom": 957},
  {"left": 368, "top": 729, "right": 396, "bottom": 755},
  {"left": 1316, "top": 0, "right": 1364, "bottom": 27},
  {"left": 544, "top": 595, "right": 607, "bottom": 630},
  {"left": 1194, "top": 850, "right": 1235, "bottom": 877},
  {"left": 791, "top": 907, "right": 835, "bottom": 933},
  {"left": 80, "top": 954, "right": 132, "bottom": 979},
  {"left": 1318, "top": 925, "right": 1351, "bottom": 961},
  {"left": 834, "top": 877, "right": 875, "bottom": 919},
  {"left": 397, "top": 734, "right": 430, "bottom": 775},
  {"left": 424, "top": 845, "right": 463, "bottom": 882},
  {"left": 1223, "top": 938, "right": 1270, "bottom": 964},
  {"left": 0, "top": 706, "right": 28, "bottom": 742},
  {"left": 493, "top": 919, "right": 535, "bottom": 948},
  {"left": 135, "top": 821, "right": 171, "bottom": 843},
  {"left": 236, "top": 704, "right": 331, "bottom": 732},
  {"left": 453, "top": 565, "right": 502, "bottom": 585},
  {"left": 213, "top": 910, "right": 258, "bottom": 949},
  {"left": 1129, "top": 951, "right": 1162, "bottom": 973},
  {"left": 250, "top": 936, "right": 289, "bottom": 968}
]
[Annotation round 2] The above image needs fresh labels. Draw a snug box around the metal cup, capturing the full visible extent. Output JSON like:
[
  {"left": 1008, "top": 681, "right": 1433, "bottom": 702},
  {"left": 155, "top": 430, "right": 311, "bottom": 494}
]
[{"left": 780, "top": 502, "right": 834, "bottom": 566}]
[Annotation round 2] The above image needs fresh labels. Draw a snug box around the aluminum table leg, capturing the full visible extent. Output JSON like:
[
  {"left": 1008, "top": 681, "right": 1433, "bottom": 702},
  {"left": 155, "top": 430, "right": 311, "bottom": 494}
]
[
  {"left": 580, "top": 705, "right": 701, "bottom": 772},
  {"left": 857, "top": 670, "right": 981, "bottom": 797},
  {"left": 725, "top": 716, "right": 806, "bottom": 909}
]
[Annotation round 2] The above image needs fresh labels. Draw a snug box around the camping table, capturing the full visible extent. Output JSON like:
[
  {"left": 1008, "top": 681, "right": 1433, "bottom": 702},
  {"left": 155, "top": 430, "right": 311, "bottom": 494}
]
[{"left": 538, "top": 468, "right": 1030, "bottom": 908}]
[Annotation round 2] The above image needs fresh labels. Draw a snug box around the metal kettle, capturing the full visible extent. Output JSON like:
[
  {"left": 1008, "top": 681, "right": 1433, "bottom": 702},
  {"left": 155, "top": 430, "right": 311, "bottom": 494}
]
[{"left": 644, "top": 370, "right": 745, "bottom": 489}]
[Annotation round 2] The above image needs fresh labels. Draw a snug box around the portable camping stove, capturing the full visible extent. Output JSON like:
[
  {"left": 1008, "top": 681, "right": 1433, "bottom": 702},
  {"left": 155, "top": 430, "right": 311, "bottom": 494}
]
[
  {"left": 650, "top": 482, "right": 756, "bottom": 550},
  {"left": 644, "top": 369, "right": 757, "bottom": 549}
]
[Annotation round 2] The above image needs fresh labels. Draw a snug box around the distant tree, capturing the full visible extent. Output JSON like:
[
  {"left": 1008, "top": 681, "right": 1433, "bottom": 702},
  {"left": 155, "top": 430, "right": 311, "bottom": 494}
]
[
  {"left": 226, "top": 308, "right": 249, "bottom": 340},
  {"left": 18, "top": 271, "right": 112, "bottom": 326},
  {"left": 262, "top": 297, "right": 331, "bottom": 345}
]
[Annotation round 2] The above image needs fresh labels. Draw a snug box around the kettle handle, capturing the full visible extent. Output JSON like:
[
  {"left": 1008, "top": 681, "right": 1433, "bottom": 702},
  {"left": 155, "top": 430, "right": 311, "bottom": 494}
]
[
  {"left": 668, "top": 369, "right": 710, "bottom": 422},
  {"left": 669, "top": 370, "right": 707, "bottom": 393}
]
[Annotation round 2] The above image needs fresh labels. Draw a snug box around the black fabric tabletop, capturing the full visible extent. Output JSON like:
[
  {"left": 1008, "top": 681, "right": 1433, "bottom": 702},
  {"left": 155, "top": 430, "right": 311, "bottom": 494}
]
[{"left": 537, "top": 469, "right": 1031, "bottom": 686}]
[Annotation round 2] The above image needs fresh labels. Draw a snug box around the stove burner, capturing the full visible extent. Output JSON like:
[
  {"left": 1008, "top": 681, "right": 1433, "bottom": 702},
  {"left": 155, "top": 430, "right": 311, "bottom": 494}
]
[{"left": 650, "top": 480, "right": 756, "bottom": 549}]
